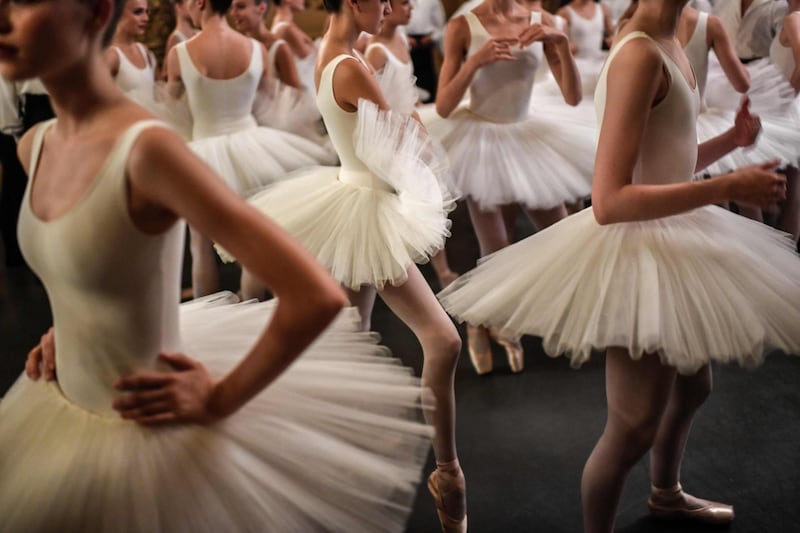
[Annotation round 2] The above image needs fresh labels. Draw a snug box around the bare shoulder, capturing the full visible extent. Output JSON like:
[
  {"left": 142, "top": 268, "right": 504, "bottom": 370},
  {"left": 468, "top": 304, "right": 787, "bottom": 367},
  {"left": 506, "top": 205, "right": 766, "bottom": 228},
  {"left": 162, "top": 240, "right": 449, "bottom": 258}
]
[
  {"left": 444, "top": 15, "right": 470, "bottom": 48},
  {"left": 127, "top": 123, "right": 194, "bottom": 186},
  {"left": 785, "top": 10, "right": 800, "bottom": 32},
  {"left": 607, "top": 32, "right": 663, "bottom": 80}
]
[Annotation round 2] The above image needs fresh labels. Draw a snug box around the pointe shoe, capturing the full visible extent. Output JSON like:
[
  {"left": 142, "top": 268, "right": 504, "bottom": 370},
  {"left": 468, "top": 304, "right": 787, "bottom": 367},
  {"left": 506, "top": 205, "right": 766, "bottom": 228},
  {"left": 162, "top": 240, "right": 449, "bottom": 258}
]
[
  {"left": 466, "top": 325, "right": 492, "bottom": 375},
  {"left": 648, "top": 483, "right": 734, "bottom": 525},
  {"left": 488, "top": 327, "right": 524, "bottom": 373},
  {"left": 428, "top": 460, "right": 467, "bottom": 533}
]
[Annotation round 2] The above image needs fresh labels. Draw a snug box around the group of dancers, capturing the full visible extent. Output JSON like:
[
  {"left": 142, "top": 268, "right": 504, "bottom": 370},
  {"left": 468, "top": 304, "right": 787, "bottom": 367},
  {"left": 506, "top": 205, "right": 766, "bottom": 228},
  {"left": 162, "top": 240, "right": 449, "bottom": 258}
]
[{"left": 0, "top": 0, "right": 799, "bottom": 532}]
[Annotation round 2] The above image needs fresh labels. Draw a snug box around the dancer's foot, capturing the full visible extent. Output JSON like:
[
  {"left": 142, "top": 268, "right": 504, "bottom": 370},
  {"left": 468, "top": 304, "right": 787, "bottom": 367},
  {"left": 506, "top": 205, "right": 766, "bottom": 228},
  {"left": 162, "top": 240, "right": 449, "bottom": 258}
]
[
  {"left": 428, "top": 459, "right": 467, "bottom": 533},
  {"left": 466, "top": 325, "right": 492, "bottom": 375},
  {"left": 488, "top": 327, "right": 524, "bottom": 373},
  {"left": 648, "top": 483, "right": 734, "bottom": 525}
]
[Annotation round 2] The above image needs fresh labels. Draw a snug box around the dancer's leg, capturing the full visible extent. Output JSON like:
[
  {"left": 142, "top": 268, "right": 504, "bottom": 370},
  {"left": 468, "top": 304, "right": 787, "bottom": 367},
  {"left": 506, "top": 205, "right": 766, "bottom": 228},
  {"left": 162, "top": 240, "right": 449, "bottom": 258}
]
[
  {"left": 346, "top": 285, "right": 377, "bottom": 331},
  {"left": 525, "top": 204, "right": 568, "bottom": 231},
  {"left": 431, "top": 249, "right": 459, "bottom": 289},
  {"left": 189, "top": 227, "right": 219, "bottom": 298},
  {"left": 649, "top": 365, "right": 713, "bottom": 488},
  {"left": 380, "top": 267, "right": 465, "bottom": 521},
  {"left": 582, "top": 348, "right": 676, "bottom": 533},
  {"left": 240, "top": 269, "right": 267, "bottom": 301},
  {"left": 646, "top": 365, "right": 732, "bottom": 523},
  {"left": 466, "top": 198, "right": 510, "bottom": 256}
]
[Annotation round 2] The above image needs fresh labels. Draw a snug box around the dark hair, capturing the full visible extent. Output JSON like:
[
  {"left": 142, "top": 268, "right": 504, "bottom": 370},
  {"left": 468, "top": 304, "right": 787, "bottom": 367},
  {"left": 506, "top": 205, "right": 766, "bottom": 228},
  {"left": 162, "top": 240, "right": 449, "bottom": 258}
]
[
  {"left": 102, "top": 0, "right": 126, "bottom": 46},
  {"left": 273, "top": 0, "right": 282, "bottom": 5},
  {"left": 210, "top": 0, "right": 233, "bottom": 13},
  {"left": 322, "top": 0, "right": 340, "bottom": 12}
]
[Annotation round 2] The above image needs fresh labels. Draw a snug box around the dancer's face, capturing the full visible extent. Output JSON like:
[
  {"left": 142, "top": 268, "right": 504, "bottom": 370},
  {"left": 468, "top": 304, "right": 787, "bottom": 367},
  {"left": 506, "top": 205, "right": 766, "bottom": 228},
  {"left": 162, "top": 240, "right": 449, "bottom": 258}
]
[
  {"left": 0, "top": 0, "right": 103, "bottom": 81},
  {"left": 352, "top": 0, "right": 390, "bottom": 35},
  {"left": 230, "top": 0, "right": 266, "bottom": 33},
  {"left": 386, "top": 0, "right": 410, "bottom": 26},
  {"left": 118, "top": 0, "right": 149, "bottom": 36},
  {"left": 186, "top": 0, "right": 203, "bottom": 27}
]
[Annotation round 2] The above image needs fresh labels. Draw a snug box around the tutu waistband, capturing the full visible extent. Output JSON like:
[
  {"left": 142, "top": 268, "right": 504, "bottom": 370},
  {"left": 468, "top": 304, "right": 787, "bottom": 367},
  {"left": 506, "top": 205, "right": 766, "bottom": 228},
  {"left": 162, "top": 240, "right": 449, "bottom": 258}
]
[
  {"left": 338, "top": 169, "right": 395, "bottom": 193},
  {"left": 193, "top": 115, "right": 258, "bottom": 139}
]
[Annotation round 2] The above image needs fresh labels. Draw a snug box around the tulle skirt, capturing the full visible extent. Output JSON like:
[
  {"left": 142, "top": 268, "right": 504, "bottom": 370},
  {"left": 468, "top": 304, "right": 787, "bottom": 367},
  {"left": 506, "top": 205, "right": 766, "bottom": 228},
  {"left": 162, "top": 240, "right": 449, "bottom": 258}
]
[
  {"left": 704, "top": 56, "right": 798, "bottom": 116},
  {"left": 232, "top": 166, "right": 452, "bottom": 289},
  {"left": 0, "top": 296, "right": 432, "bottom": 533},
  {"left": 439, "top": 206, "right": 800, "bottom": 374},
  {"left": 190, "top": 125, "right": 335, "bottom": 196},
  {"left": 223, "top": 101, "right": 455, "bottom": 290},
  {"left": 424, "top": 104, "right": 594, "bottom": 211}
]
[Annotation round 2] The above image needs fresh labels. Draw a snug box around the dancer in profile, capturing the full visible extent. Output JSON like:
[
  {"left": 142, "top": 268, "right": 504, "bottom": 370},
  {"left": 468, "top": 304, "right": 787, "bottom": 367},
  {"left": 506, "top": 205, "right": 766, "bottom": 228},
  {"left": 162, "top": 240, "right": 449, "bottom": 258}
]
[
  {"left": 432, "top": 0, "right": 591, "bottom": 375},
  {"left": 239, "top": 0, "right": 468, "bottom": 529},
  {"left": 440, "top": 0, "right": 800, "bottom": 531},
  {"left": 230, "top": 0, "right": 303, "bottom": 89},
  {"left": 0, "top": 1, "right": 431, "bottom": 531},
  {"left": 165, "top": 0, "right": 199, "bottom": 60}
]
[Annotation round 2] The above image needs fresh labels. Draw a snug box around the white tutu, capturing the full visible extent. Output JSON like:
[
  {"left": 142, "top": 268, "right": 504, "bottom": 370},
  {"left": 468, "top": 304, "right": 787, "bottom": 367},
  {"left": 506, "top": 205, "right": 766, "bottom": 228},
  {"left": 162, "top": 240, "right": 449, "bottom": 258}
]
[
  {"left": 424, "top": 102, "right": 594, "bottom": 211},
  {"left": 251, "top": 79, "right": 334, "bottom": 157},
  {"left": 439, "top": 206, "right": 800, "bottom": 374},
  {"left": 223, "top": 101, "right": 454, "bottom": 290},
  {"left": 0, "top": 296, "right": 432, "bottom": 533},
  {"left": 374, "top": 59, "right": 419, "bottom": 116},
  {"left": 696, "top": 104, "right": 800, "bottom": 175},
  {"left": 124, "top": 82, "right": 194, "bottom": 141},
  {"left": 704, "top": 56, "right": 798, "bottom": 116},
  {"left": 189, "top": 124, "right": 334, "bottom": 196}
]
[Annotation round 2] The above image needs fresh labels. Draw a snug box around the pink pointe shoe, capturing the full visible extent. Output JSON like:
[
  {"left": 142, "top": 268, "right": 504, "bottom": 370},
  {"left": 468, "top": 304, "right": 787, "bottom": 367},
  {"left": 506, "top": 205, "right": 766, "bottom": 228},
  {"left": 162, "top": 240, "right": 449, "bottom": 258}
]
[
  {"left": 488, "top": 326, "right": 524, "bottom": 373},
  {"left": 648, "top": 483, "right": 734, "bottom": 525},
  {"left": 466, "top": 325, "right": 492, "bottom": 375},
  {"left": 427, "top": 459, "right": 467, "bottom": 533}
]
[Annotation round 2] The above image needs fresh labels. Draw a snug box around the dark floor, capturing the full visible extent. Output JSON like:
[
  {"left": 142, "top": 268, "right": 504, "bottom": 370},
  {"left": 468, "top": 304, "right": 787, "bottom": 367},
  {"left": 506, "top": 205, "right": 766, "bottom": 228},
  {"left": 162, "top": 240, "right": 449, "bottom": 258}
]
[{"left": 2, "top": 203, "right": 799, "bottom": 533}]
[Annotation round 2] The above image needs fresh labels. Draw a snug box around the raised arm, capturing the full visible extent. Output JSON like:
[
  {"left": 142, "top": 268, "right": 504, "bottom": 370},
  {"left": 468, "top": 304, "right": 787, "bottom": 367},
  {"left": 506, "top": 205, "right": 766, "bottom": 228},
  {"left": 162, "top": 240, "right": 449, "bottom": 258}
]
[
  {"left": 521, "top": 13, "right": 581, "bottom": 106},
  {"left": 435, "top": 17, "right": 515, "bottom": 117},
  {"left": 591, "top": 38, "right": 784, "bottom": 225},
  {"left": 114, "top": 128, "right": 349, "bottom": 424},
  {"left": 708, "top": 14, "right": 750, "bottom": 92}
]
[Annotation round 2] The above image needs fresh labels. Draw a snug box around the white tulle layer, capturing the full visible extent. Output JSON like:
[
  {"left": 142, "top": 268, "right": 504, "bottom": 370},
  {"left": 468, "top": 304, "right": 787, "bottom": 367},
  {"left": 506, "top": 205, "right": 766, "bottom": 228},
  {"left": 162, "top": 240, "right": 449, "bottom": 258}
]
[
  {"left": 236, "top": 166, "right": 452, "bottom": 289},
  {"left": 423, "top": 104, "right": 594, "bottom": 211},
  {"left": 439, "top": 206, "right": 800, "bottom": 374},
  {"left": 190, "top": 126, "right": 334, "bottom": 196},
  {"left": 696, "top": 105, "right": 800, "bottom": 175},
  {"left": 251, "top": 80, "right": 335, "bottom": 157},
  {"left": 0, "top": 296, "right": 432, "bottom": 533},
  {"left": 223, "top": 102, "right": 455, "bottom": 289},
  {"left": 704, "top": 57, "right": 798, "bottom": 116}
]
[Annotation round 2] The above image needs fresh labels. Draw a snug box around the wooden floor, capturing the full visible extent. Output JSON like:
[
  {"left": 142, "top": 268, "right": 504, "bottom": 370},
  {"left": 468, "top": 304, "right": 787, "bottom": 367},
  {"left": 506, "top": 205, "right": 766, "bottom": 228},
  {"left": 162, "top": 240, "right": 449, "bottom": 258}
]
[{"left": 2, "top": 203, "right": 799, "bottom": 533}]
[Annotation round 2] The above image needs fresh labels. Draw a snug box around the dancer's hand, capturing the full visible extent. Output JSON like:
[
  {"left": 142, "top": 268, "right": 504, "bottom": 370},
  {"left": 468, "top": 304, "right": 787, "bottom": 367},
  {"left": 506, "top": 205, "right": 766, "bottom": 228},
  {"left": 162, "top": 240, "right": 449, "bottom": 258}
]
[
  {"left": 25, "top": 327, "right": 56, "bottom": 381},
  {"left": 732, "top": 96, "right": 762, "bottom": 148},
  {"left": 726, "top": 160, "right": 786, "bottom": 210},
  {"left": 468, "top": 37, "right": 517, "bottom": 68},
  {"left": 519, "top": 23, "right": 567, "bottom": 48},
  {"left": 113, "top": 352, "right": 220, "bottom": 426}
]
